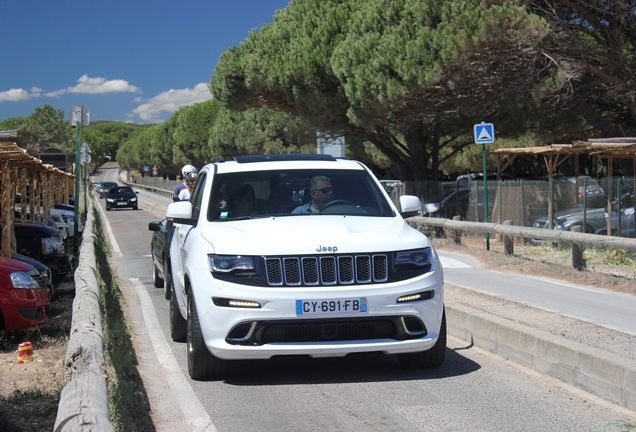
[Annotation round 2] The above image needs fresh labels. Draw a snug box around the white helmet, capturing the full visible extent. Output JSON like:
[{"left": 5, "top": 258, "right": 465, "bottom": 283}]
[{"left": 181, "top": 164, "right": 198, "bottom": 177}]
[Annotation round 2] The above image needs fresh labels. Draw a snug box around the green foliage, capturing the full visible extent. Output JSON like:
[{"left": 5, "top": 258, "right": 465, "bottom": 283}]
[
  {"left": 527, "top": 0, "right": 636, "bottom": 137},
  {"left": 0, "top": 116, "right": 27, "bottom": 131},
  {"left": 603, "top": 249, "right": 634, "bottom": 267},
  {"left": 210, "top": 0, "right": 552, "bottom": 180},
  {"left": 116, "top": 126, "right": 161, "bottom": 174},
  {"left": 172, "top": 99, "right": 221, "bottom": 168},
  {"left": 209, "top": 107, "right": 317, "bottom": 158},
  {"left": 9, "top": 105, "right": 74, "bottom": 157},
  {"left": 82, "top": 121, "right": 146, "bottom": 171}
]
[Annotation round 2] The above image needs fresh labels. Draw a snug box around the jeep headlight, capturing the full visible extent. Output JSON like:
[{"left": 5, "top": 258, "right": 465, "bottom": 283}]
[
  {"left": 208, "top": 255, "right": 255, "bottom": 273},
  {"left": 11, "top": 271, "right": 41, "bottom": 289},
  {"left": 395, "top": 248, "right": 433, "bottom": 269}
]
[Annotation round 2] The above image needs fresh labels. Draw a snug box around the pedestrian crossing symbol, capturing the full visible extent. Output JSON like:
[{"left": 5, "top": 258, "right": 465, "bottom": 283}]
[{"left": 474, "top": 123, "right": 495, "bottom": 143}]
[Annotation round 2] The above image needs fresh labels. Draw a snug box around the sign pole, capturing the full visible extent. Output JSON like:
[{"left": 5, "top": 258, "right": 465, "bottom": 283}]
[
  {"left": 73, "top": 117, "right": 81, "bottom": 259},
  {"left": 474, "top": 122, "right": 494, "bottom": 251},
  {"left": 482, "top": 142, "right": 490, "bottom": 250}
]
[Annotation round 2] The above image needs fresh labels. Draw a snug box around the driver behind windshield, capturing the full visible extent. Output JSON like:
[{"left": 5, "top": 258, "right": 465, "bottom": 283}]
[{"left": 291, "top": 175, "right": 334, "bottom": 214}]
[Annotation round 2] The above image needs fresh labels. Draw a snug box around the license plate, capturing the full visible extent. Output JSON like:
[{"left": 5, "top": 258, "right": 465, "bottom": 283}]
[
  {"left": 296, "top": 298, "right": 367, "bottom": 316},
  {"left": 117, "top": 202, "right": 127, "bottom": 206}
]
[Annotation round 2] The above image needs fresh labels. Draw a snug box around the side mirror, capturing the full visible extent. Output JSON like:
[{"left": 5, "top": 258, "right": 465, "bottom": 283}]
[
  {"left": 399, "top": 195, "right": 422, "bottom": 218},
  {"left": 166, "top": 201, "right": 197, "bottom": 225},
  {"left": 148, "top": 221, "right": 162, "bottom": 232}
]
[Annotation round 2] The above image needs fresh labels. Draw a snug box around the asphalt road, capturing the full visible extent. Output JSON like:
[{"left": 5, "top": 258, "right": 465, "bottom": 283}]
[
  {"left": 438, "top": 251, "right": 636, "bottom": 336},
  {"left": 92, "top": 167, "right": 635, "bottom": 431}
]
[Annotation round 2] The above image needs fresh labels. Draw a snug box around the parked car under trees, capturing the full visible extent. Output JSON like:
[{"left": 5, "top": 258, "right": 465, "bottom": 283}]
[{"left": 0, "top": 256, "right": 49, "bottom": 331}]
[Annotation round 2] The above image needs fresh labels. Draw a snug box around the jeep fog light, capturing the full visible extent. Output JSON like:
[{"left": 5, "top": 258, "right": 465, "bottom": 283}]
[
  {"left": 396, "top": 290, "right": 434, "bottom": 303},
  {"left": 208, "top": 255, "right": 255, "bottom": 273},
  {"left": 213, "top": 297, "right": 261, "bottom": 308}
]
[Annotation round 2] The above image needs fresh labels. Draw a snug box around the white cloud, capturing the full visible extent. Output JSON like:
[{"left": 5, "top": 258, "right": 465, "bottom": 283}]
[
  {"left": 46, "top": 75, "right": 141, "bottom": 97},
  {"left": 0, "top": 88, "right": 33, "bottom": 102},
  {"left": 130, "top": 82, "right": 213, "bottom": 122},
  {"left": 2, "top": 76, "right": 141, "bottom": 102},
  {"left": 66, "top": 74, "right": 141, "bottom": 94},
  {"left": 44, "top": 89, "right": 67, "bottom": 98}
]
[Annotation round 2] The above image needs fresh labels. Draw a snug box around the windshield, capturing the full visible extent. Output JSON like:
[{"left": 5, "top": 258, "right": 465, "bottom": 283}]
[{"left": 207, "top": 168, "right": 394, "bottom": 221}]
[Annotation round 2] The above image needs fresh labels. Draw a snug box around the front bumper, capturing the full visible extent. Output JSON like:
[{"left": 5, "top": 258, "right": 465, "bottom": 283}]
[
  {"left": 0, "top": 288, "right": 49, "bottom": 330},
  {"left": 42, "top": 253, "right": 72, "bottom": 279},
  {"left": 106, "top": 199, "right": 137, "bottom": 209},
  {"left": 185, "top": 262, "right": 444, "bottom": 360}
]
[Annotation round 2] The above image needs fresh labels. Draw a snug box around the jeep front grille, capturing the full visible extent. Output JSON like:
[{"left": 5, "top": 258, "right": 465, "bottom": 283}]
[{"left": 265, "top": 254, "right": 387, "bottom": 286}]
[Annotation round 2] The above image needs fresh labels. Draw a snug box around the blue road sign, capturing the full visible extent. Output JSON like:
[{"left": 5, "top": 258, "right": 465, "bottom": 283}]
[{"left": 474, "top": 123, "right": 495, "bottom": 143}]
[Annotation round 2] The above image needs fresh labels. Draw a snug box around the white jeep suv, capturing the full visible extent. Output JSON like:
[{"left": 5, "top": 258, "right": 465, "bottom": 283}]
[{"left": 167, "top": 154, "right": 445, "bottom": 380}]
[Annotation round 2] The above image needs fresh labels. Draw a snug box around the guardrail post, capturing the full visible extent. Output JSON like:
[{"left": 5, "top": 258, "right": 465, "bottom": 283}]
[
  {"left": 452, "top": 215, "right": 461, "bottom": 245},
  {"left": 503, "top": 220, "right": 514, "bottom": 255},
  {"left": 571, "top": 225, "right": 584, "bottom": 270}
]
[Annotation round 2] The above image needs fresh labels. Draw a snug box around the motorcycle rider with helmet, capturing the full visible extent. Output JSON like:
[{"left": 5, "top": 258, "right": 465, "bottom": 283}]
[{"left": 173, "top": 164, "right": 198, "bottom": 202}]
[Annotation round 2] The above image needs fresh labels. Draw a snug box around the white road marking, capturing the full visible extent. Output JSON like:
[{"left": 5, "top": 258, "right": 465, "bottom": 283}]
[
  {"left": 96, "top": 201, "right": 122, "bottom": 257},
  {"left": 130, "top": 278, "right": 216, "bottom": 432},
  {"left": 524, "top": 276, "right": 607, "bottom": 293},
  {"left": 438, "top": 255, "right": 471, "bottom": 268}
]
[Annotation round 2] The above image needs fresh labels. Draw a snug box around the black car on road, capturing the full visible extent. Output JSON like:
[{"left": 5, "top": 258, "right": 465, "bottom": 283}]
[
  {"left": 98, "top": 181, "right": 118, "bottom": 198},
  {"left": 105, "top": 186, "right": 139, "bottom": 211}
]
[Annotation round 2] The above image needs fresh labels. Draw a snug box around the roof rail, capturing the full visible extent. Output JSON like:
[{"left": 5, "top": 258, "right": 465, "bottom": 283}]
[{"left": 234, "top": 154, "right": 337, "bottom": 163}]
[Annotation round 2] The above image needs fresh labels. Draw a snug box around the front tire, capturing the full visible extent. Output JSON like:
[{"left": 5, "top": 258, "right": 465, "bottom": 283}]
[
  {"left": 170, "top": 286, "right": 187, "bottom": 342},
  {"left": 398, "top": 309, "right": 446, "bottom": 369},
  {"left": 187, "top": 295, "right": 229, "bottom": 380},
  {"left": 152, "top": 260, "right": 163, "bottom": 288},
  {"left": 163, "top": 256, "right": 172, "bottom": 300}
]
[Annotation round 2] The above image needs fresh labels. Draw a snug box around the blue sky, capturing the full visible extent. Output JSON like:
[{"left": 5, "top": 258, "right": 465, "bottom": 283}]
[{"left": 1, "top": 0, "right": 291, "bottom": 124}]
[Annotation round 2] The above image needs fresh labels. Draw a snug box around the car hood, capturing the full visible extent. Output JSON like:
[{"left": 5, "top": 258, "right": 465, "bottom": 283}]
[
  {"left": 11, "top": 253, "right": 48, "bottom": 272},
  {"left": 198, "top": 216, "right": 431, "bottom": 256},
  {"left": 14, "top": 222, "right": 57, "bottom": 237},
  {"left": 0, "top": 256, "right": 33, "bottom": 274}
]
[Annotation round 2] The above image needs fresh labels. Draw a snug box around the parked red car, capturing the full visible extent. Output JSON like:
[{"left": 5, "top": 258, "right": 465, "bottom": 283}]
[{"left": 0, "top": 257, "right": 49, "bottom": 331}]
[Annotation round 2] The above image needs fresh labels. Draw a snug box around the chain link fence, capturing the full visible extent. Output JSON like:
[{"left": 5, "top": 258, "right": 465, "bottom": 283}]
[{"left": 408, "top": 177, "right": 635, "bottom": 239}]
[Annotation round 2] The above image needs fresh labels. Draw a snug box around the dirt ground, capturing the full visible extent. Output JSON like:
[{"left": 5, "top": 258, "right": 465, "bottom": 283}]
[{"left": 0, "top": 273, "right": 74, "bottom": 432}]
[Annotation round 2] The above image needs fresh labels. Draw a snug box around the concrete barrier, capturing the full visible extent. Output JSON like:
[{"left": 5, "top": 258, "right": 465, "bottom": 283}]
[
  {"left": 447, "top": 303, "right": 636, "bottom": 412},
  {"left": 54, "top": 197, "right": 114, "bottom": 432}
]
